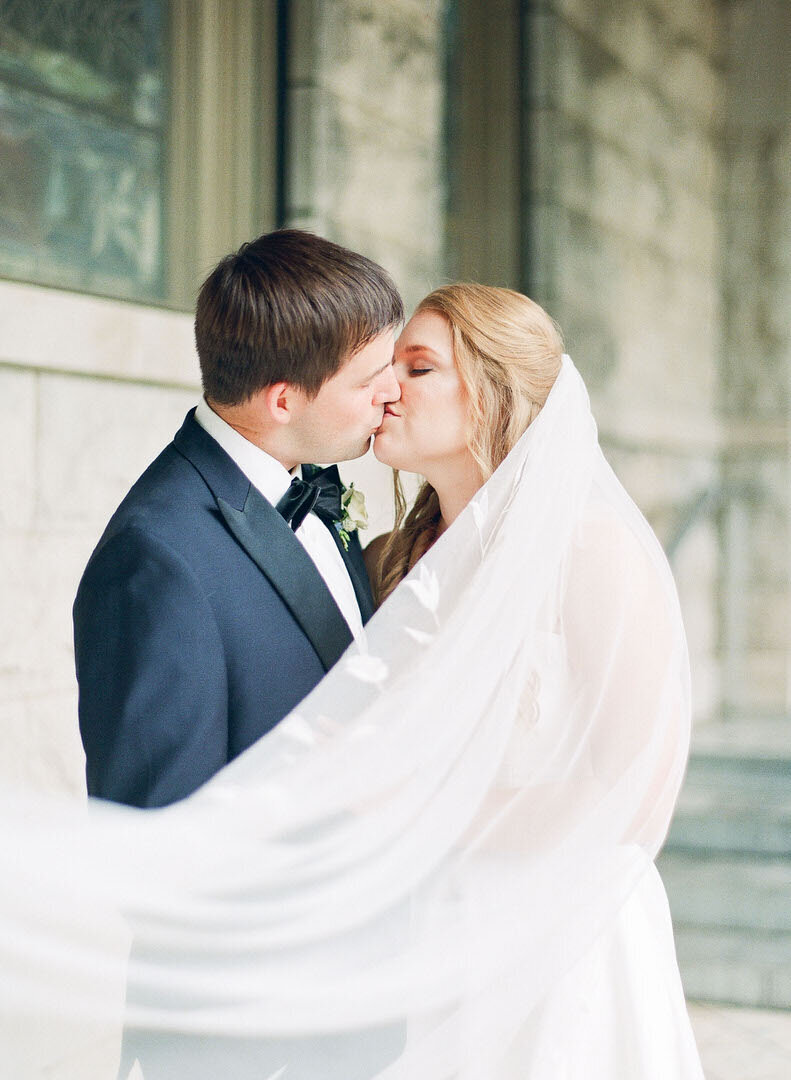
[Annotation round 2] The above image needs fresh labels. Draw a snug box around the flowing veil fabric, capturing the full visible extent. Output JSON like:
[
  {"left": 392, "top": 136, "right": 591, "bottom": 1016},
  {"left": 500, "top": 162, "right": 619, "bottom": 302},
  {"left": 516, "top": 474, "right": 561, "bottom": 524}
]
[{"left": 0, "top": 357, "right": 704, "bottom": 1078}]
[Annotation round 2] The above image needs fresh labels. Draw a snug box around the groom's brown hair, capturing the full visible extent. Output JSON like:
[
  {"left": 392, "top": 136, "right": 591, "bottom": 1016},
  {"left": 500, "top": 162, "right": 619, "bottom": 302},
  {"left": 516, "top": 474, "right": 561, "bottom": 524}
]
[{"left": 195, "top": 229, "right": 403, "bottom": 404}]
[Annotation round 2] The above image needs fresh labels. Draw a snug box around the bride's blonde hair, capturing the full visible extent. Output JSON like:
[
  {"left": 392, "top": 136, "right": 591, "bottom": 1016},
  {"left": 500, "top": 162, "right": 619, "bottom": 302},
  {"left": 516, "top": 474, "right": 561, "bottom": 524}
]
[{"left": 375, "top": 284, "right": 564, "bottom": 604}]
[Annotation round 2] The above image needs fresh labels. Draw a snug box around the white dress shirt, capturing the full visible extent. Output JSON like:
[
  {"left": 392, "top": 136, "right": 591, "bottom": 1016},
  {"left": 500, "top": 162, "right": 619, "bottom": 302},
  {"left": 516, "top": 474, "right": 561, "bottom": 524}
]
[{"left": 194, "top": 399, "right": 364, "bottom": 641}]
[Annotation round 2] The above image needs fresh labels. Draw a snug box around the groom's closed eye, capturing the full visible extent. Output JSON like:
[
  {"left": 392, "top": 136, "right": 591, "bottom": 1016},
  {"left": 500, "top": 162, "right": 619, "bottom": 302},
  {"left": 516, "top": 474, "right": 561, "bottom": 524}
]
[{"left": 360, "top": 359, "right": 395, "bottom": 388}]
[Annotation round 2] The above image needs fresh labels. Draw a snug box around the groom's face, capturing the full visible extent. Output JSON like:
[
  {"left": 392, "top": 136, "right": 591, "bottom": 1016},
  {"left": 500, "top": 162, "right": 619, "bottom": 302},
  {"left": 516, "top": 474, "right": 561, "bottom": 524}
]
[{"left": 291, "top": 329, "right": 400, "bottom": 463}]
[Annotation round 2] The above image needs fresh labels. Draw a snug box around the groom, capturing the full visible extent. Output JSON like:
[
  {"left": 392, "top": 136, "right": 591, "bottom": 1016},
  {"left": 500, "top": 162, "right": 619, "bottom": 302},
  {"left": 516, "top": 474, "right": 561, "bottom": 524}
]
[{"left": 74, "top": 229, "right": 402, "bottom": 808}]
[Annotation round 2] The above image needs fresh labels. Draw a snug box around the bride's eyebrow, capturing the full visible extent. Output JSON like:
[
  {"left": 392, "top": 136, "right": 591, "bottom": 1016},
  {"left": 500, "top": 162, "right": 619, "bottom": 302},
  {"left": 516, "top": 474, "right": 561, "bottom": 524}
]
[{"left": 402, "top": 344, "right": 441, "bottom": 361}]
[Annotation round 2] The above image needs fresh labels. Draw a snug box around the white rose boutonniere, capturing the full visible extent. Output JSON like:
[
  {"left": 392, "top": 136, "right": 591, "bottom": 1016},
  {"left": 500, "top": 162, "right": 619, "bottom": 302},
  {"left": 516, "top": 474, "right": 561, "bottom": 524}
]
[{"left": 337, "top": 483, "right": 368, "bottom": 550}]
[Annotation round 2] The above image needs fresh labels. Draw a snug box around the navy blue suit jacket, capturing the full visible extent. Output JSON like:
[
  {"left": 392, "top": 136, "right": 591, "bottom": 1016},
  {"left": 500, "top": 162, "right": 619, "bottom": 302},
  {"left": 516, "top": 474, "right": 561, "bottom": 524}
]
[{"left": 74, "top": 410, "right": 374, "bottom": 808}]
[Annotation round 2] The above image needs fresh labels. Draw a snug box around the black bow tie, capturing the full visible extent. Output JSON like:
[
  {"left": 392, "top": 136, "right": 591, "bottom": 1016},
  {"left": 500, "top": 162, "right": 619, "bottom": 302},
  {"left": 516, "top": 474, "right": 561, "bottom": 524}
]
[{"left": 276, "top": 466, "right": 343, "bottom": 533}]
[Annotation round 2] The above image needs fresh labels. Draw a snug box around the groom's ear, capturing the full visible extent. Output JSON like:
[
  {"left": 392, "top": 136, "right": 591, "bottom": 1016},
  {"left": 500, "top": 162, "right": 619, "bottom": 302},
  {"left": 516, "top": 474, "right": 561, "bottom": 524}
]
[{"left": 263, "top": 382, "right": 299, "bottom": 425}]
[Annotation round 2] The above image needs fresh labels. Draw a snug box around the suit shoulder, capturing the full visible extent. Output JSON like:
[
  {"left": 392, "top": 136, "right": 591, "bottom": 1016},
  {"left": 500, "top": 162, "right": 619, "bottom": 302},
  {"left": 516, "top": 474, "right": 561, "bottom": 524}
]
[
  {"left": 77, "top": 516, "right": 196, "bottom": 593},
  {"left": 117, "top": 442, "right": 204, "bottom": 514},
  {"left": 90, "top": 444, "right": 213, "bottom": 550}
]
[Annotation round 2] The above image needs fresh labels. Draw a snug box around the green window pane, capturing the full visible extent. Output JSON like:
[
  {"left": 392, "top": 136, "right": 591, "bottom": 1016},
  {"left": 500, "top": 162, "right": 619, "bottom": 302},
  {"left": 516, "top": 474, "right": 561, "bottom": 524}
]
[{"left": 0, "top": 0, "right": 165, "bottom": 303}]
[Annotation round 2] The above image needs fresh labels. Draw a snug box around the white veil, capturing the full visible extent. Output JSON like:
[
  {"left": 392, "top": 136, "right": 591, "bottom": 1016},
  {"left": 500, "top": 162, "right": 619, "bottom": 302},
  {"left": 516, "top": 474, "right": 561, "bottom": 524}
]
[{"left": 0, "top": 357, "right": 695, "bottom": 1078}]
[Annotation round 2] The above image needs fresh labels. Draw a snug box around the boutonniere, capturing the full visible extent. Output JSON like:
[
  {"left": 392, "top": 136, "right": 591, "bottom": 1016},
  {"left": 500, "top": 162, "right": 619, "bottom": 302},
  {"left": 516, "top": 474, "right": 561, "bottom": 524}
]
[{"left": 337, "top": 483, "right": 368, "bottom": 550}]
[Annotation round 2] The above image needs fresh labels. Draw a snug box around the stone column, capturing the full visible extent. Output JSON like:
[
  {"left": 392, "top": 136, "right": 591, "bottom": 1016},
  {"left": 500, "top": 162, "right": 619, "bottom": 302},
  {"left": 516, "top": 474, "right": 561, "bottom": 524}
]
[
  {"left": 522, "top": 0, "right": 726, "bottom": 722},
  {"left": 719, "top": 0, "right": 791, "bottom": 725},
  {"left": 282, "top": 0, "right": 448, "bottom": 314}
]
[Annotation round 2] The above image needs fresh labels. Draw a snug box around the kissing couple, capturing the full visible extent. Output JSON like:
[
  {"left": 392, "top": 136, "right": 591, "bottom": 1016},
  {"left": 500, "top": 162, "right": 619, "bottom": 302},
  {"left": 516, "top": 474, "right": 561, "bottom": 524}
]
[{"left": 66, "top": 230, "right": 704, "bottom": 1078}]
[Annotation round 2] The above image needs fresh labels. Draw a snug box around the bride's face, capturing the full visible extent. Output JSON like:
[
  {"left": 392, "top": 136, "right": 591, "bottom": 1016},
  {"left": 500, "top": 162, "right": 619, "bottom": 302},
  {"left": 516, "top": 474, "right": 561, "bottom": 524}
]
[{"left": 373, "top": 310, "right": 472, "bottom": 474}]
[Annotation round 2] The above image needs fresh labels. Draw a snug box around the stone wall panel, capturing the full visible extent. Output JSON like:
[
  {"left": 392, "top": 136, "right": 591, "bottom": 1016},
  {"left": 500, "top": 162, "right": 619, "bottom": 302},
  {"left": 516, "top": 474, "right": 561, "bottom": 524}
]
[
  {"left": 528, "top": 0, "right": 725, "bottom": 722},
  {"left": 285, "top": 0, "right": 446, "bottom": 313},
  {"left": 718, "top": 0, "right": 791, "bottom": 722},
  {"left": 0, "top": 529, "right": 89, "bottom": 766},
  {"left": 1, "top": 369, "right": 199, "bottom": 796},
  {"left": 0, "top": 281, "right": 198, "bottom": 386},
  {"left": 0, "top": 367, "right": 37, "bottom": 531},
  {"left": 36, "top": 375, "right": 196, "bottom": 533}
]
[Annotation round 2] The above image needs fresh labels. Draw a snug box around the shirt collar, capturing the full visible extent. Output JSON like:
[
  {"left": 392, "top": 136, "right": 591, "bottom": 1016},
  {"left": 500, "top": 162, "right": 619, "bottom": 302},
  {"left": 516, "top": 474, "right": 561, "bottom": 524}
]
[{"left": 194, "top": 398, "right": 295, "bottom": 505}]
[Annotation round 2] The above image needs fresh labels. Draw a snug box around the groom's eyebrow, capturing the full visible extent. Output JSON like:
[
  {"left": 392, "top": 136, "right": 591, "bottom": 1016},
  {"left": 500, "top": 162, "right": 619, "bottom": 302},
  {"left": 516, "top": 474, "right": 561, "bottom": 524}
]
[{"left": 363, "top": 357, "right": 395, "bottom": 382}]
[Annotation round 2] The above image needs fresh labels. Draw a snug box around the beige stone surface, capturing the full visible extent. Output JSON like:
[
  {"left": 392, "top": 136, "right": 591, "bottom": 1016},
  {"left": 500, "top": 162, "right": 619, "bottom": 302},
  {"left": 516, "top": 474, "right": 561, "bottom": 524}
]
[
  {"left": 646, "top": 0, "right": 720, "bottom": 55},
  {"left": 689, "top": 1003, "right": 791, "bottom": 1080},
  {"left": 0, "top": 280, "right": 198, "bottom": 386},
  {"left": 1, "top": 530, "right": 88, "bottom": 693},
  {"left": 319, "top": 0, "right": 443, "bottom": 143},
  {"left": 36, "top": 375, "right": 196, "bottom": 532},
  {"left": 529, "top": 0, "right": 739, "bottom": 722},
  {"left": 285, "top": 0, "right": 446, "bottom": 312},
  {"left": 0, "top": 528, "right": 90, "bottom": 796},
  {"left": 0, "top": 691, "right": 84, "bottom": 797},
  {"left": 0, "top": 367, "right": 37, "bottom": 530},
  {"left": 0, "top": 369, "right": 199, "bottom": 795},
  {"left": 717, "top": 0, "right": 791, "bottom": 722}
]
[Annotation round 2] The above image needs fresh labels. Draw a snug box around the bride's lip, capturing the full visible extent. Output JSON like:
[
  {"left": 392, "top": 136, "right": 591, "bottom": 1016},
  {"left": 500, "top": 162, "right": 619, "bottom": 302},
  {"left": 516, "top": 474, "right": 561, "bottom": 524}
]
[{"left": 383, "top": 406, "right": 400, "bottom": 417}]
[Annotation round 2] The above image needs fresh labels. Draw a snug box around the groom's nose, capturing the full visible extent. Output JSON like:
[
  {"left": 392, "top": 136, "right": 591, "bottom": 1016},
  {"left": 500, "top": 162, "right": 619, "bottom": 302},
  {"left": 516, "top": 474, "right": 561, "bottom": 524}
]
[{"left": 373, "top": 364, "right": 401, "bottom": 405}]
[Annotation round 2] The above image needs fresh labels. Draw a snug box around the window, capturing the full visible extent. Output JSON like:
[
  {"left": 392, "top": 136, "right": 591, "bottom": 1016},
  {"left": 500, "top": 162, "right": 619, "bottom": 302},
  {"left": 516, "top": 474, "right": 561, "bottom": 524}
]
[{"left": 0, "top": 0, "right": 278, "bottom": 310}]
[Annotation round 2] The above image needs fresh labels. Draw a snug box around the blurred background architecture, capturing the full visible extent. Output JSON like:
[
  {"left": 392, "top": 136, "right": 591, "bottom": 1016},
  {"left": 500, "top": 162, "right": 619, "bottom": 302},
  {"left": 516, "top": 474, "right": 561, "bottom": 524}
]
[{"left": 0, "top": 0, "right": 789, "bottom": 1031}]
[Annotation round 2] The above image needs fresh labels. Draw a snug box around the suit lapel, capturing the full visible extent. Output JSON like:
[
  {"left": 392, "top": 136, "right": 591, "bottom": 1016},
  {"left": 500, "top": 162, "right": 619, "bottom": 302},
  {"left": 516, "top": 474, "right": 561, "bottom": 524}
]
[
  {"left": 174, "top": 411, "right": 354, "bottom": 671},
  {"left": 217, "top": 489, "right": 354, "bottom": 671}
]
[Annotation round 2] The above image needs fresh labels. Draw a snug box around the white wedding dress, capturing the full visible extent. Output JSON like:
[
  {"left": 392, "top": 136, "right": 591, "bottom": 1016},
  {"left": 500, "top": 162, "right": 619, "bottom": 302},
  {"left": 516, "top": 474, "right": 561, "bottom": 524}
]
[
  {"left": 499, "top": 864, "right": 702, "bottom": 1078},
  {"left": 488, "top": 531, "right": 704, "bottom": 1079},
  {"left": 0, "top": 357, "right": 704, "bottom": 1079}
]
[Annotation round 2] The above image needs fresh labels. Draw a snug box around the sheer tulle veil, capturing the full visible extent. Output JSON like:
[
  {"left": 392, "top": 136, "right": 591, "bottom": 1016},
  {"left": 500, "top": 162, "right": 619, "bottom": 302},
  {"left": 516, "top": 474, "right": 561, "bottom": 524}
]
[{"left": 0, "top": 356, "right": 696, "bottom": 1078}]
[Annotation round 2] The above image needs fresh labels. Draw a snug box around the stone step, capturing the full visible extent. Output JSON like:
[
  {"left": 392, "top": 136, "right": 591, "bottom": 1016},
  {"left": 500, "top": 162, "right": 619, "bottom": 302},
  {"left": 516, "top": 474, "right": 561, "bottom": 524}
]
[
  {"left": 673, "top": 926, "right": 791, "bottom": 1009},
  {"left": 656, "top": 851, "right": 791, "bottom": 934},
  {"left": 666, "top": 805, "right": 791, "bottom": 856},
  {"left": 681, "top": 752, "right": 791, "bottom": 796},
  {"left": 659, "top": 729, "right": 791, "bottom": 1008},
  {"left": 665, "top": 752, "right": 791, "bottom": 856},
  {"left": 689, "top": 721, "right": 791, "bottom": 764}
]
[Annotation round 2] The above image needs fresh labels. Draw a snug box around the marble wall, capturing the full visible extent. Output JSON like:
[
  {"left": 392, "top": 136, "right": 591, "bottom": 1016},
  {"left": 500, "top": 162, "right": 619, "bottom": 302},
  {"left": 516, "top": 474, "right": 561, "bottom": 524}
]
[
  {"left": 523, "top": 0, "right": 791, "bottom": 727},
  {"left": 524, "top": 0, "right": 727, "bottom": 721},
  {"left": 0, "top": 284, "right": 199, "bottom": 795},
  {"left": 718, "top": 0, "right": 791, "bottom": 721},
  {"left": 283, "top": 0, "right": 448, "bottom": 313}
]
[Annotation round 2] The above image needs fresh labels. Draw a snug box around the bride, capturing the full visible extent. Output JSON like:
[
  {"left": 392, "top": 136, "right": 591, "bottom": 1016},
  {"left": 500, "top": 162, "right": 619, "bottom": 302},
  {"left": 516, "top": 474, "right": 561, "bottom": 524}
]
[
  {"left": 1, "top": 286, "right": 703, "bottom": 1079},
  {"left": 367, "top": 284, "right": 704, "bottom": 1076}
]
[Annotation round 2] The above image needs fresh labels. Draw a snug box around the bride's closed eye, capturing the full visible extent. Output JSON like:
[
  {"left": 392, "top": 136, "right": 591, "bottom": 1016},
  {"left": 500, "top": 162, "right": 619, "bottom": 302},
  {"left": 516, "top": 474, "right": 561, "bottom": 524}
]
[{"left": 409, "top": 368, "right": 433, "bottom": 376}]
